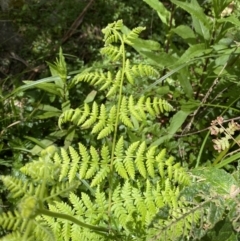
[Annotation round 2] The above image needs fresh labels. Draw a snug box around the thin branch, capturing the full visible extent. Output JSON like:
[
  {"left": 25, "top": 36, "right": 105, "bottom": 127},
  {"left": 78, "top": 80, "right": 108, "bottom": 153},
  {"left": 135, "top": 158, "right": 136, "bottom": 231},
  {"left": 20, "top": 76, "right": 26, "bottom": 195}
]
[{"left": 62, "top": 0, "right": 95, "bottom": 43}]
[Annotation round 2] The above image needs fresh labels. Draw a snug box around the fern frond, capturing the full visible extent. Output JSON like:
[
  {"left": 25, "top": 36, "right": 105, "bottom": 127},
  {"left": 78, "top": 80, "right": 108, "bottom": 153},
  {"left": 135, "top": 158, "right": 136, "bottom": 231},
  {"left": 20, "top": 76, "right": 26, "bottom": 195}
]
[
  {"left": 91, "top": 104, "right": 107, "bottom": 134},
  {"left": 77, "top": 103, "right": 90, "bottom": 125},
  {"left": 49, "top": 181, "right": 80, "bottom": 200},
  {"left": 1, "top": 176, "right": 26, "bottom": 198},
  {"left": 21, "top": 158, "right": 59, "bottom": 183},
  {"left": 68, "top": 146, "right": 80, "bottom": 182},
  {"left": 81, "top": 192, "right": 95, "bottom": 218},
  {"left": 33, "top": 220, "right": 55, "bottom": 241},
  {"left": 58, "top": 108, "right": 74, "bottom": 128},
  {"left": 136, "top": 96, "right": 147, "bottom": 119},
  {"left": 146, "top": 97, "right": 156, "bottom": 116},
  {"left": 97, "top": 124, "right": 114, "bottom": 139},
  {"left": 112, "top": 185, "right": 129, "bottom": 227},
  {"left": 99, "top": 71, "right": 113, "bottom": 90},
  {"left": 39, "top": 214, "right": 61, "bottom": 241},
  {"left": 85, "top": 146, "right": 100, "bottom": 179},
  {"left": 156, "top": 149, "right": 166, "bottom": 179},
  {"left": 120, "top": 96, "right": 134, "bottom": 128},
  {"left": 123, "top": 141, "right": 140, "bottom": 179},
  {"left": 100, "top": 45, "right": 122, "bottom": 61},
  {"left": 145, "top": 180, "right": 157, "bottom": 217},
  {"left": 69, "top": 192, "right": 86, "bottom": 216},
  {"left": 91, "top": 146, "right": 110, "bottom": 187},
  {"left": 59, "top": 148, "right": 70, "bottom": 181},
  {"left": 106, "top": 70, "right": 122, "bottom": 97},
  {"left": 102, "top": 20, "right": 123, "bottom": 43},
  {"left": 135, "top": 141, "right": 147, "bottom": 178},
  {"left": 94, "top": 188, "right": 108, "bottom": 219},
  {"left": 0, "top": 210, "right": 26, "bottom": 231},
  {"left": 128, "top": 95, "right": 143, "bottom": 121},
  {"left": 0, "top": 231, "right": 24, "bottom": 241},
  {"left": 146, "top": 146, "right": 157, "bottom": 178},
  {"left": 131, "top": 64, "right": 159, "bottom": 78},
  {"left": 114, "top": 137, "right": 128, "bottom": 178},
  {"left": 81, "top": 102, "right": 98, "bottom": 129},
  {"left": 123, "top": 26, "right": 146, "bottom": 45},
  {"left": 125, "top": 59, "right": 134, "bottom": 84}
]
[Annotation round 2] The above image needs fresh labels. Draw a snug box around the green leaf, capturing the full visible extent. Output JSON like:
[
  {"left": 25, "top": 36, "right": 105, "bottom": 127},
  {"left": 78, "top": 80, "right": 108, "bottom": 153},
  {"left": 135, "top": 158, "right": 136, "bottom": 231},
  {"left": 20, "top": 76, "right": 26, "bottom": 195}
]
[
  {"left": 178, "top": 67, "right": 193, "bottom": 98},
  {"left": 139, "top": 50, "right": 178, "bottom": 68},
  {"left": 192, "top": 14, "right": 210, "bottom": 40},
  {"left": 140, "top": 63, "right": 188, "bottom": 96},
  {"left": 36, "top": 112, "right": 60, "bottom": 119},
  {"left": 5, "top": 76, "right": 62, "bottom": 99},
  {"left": 171, "top": 25, "right": 196, "bottom": 45},
  {"left": 171, "top": 0, "right": 210, "bottom": 29},
  {"left": 84, "top": 90, "right": 97, "bottom": 103},
  {"left": 151, "top": 110, "right": 190, "bottom": 146},
  {"left": 30, "top": 130, "right": 68, "bottom": 155},
  {"left": 37, "top": 104, "right": 61, "bottom": 112},
  {"left": 215, "top": 152, "right": 240, "bottom": 168},
  {"left": 121, "top": 25, "right": 161, "bottom": 51},
  {"left": 22, "top": 81, "right": 62, "bottom": 96},
  {"left": 143, "top": 0, "right": 171, "bottom": 25},
  {"left": 24, "top": 136, "right": 48, "bottom": 149},
  {"left": 201, "top": 218, "right": 238, "bottom": 241},
  {"left": 218, "top": 15, "right": 240, "bottom": 27},
  {"left": 192, "top": 168, "right": 238, "bottom": 195},
  {"left": 176, "top": 44, "right": 212, "bottom": 65},
  {"left": 180, "top": 99, "right": 200, "bottom": 112}
]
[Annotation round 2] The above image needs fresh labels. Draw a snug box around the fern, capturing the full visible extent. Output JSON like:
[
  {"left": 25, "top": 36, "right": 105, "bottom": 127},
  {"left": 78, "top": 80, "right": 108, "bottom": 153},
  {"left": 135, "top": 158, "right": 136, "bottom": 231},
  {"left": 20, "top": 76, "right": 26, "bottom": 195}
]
[{"left": 0, "top": 20, "right": 194, "bottom": 241}]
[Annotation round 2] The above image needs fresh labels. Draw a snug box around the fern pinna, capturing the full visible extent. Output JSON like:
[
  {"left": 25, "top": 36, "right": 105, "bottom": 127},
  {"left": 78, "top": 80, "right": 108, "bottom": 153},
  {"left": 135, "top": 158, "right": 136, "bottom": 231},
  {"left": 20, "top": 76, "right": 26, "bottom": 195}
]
[{"left": 0, "top": 20, "right": 191, "bottom": 241}]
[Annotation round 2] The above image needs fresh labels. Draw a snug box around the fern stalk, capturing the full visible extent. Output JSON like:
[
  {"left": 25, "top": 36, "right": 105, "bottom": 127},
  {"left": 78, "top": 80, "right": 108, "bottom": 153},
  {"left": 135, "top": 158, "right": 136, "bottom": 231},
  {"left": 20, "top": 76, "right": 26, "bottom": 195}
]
[{"left": 107, "top": 30, "right": 126, "bottom": 228}]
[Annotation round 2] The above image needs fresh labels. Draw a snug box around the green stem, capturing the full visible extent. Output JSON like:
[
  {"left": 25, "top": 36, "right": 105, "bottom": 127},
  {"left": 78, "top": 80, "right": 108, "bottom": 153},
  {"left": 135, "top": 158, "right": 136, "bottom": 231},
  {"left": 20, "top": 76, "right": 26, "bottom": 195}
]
[{"left": 107, "top": 30, "right": 126, "bottom": 225}]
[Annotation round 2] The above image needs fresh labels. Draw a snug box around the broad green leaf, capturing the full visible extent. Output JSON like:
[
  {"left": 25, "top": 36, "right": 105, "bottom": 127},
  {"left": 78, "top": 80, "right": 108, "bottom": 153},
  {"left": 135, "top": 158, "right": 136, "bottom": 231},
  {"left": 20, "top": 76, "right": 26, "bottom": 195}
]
[
  {"left": 178, "top": 67, "right": 193, "bottom": 98},
  {"left": 139, "top": 50, "right": 178, "bottom": 67},
  {"left": 30, "top": 130, "right": 68, "bottom": 155},
  {"left": 167, "top": 110, "right": 190, "bottom": 136},
  {"left": 84, "top": 90, "right": 97, "bottom": 103},
  {"left": 143, "top": 0, "right": 171, "bottom": 25},
  {"left": 151, "top": 110, "right": 190, "bottom": 146},
  {"left": 218, "top": 15, "right": 240, "bottom": 27},
  {"left": 215, "top": 152, "right": 240, "bottom": 168},
  {"left": 24, "top": 136, "right": 47, "bottom": 149},
  {"left": 192, "top": 15, "right": 210, "bottom": 40},
  {"left": 140, "top": 63, "right": 188, "bottom": 95},
  {"left": 180, "top": 99, "right": 200, "bottom": 112},
  {"left": 5, "top": 76, "right": 62, "bottom": 99},
  {"left": 192, "top": 168, "right": 238, "bottom": 195},
  {"left": 202, "top": 219, "right": 238, "bottom": 241},
  {"left": 130, "top": 38, "right": 161, "bottom": 51},
  {"left": 171, "top": 25, "right": 196, "bottom": 45},
  {"left": 171, "top": 0, "right": 210, "bottom": 28},
  {"left": 176, "top": 44, "right": 212, "bottom": 65},
  {"left": 22, "top": 82, "right": 62, "bottom": 96},
  {"left": 37, "top": 104, "right": 61, "bottom": 112},
  {"left": 36, "top": 112, "right": 61, "bottom": 119}
]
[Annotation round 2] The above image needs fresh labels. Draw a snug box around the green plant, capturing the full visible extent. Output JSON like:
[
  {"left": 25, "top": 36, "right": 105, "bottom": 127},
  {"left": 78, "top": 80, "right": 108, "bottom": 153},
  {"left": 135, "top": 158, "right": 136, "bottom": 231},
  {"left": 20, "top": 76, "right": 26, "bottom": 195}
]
[
  {"left": 0, "top": 20, "right": 191, "bottom": 241},
  {"left": 1, "top": 0, "right": 240, "bottom": 240}
]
